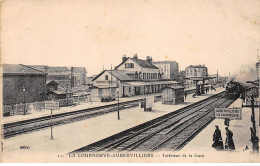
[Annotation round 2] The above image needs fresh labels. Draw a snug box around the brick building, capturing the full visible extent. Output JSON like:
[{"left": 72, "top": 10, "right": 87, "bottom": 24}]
[{"left": 3, "top": 64, "right": 47, "bottom": 105}]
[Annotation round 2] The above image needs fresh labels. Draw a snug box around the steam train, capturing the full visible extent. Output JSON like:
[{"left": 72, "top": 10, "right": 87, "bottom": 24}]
[{"left": 225, "top": 81, "right": 245, "bottom": 100}]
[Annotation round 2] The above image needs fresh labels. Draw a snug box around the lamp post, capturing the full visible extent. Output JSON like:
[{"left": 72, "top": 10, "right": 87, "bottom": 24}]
[
  {"left": 23, "top": 87, "right": 26, "bottom": 115},
  {"left": 250, "top": 94, "right": 259, "bottom": 154},
  {"left": 117, "top": 81, "right": 120, "bottom": 120}
]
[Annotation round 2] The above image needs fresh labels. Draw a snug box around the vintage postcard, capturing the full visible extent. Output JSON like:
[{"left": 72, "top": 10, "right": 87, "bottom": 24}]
[{"left": 1, "top": 0, "right": 260, "bottom": 163}]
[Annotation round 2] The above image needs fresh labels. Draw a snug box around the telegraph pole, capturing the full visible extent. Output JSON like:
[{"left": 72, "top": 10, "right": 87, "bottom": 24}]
[{"left": 117, "top": 81, "right": 120, "bottom": 120}]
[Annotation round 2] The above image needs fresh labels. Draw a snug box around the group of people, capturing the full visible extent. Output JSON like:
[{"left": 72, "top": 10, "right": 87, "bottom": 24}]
[{"left": 212, "top": 125, "right": 235, "bottom": 151}]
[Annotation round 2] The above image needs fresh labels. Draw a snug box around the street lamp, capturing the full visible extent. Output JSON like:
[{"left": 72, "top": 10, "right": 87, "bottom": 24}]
[
  {"left": 117, "top": 81, "right": 120, "bottom": 120},
  {"left": 250, "top": 94, "right": 259, "bottom": 154},
  {"left": 23, "top": 87, "right": 26, "bottom": 115}
]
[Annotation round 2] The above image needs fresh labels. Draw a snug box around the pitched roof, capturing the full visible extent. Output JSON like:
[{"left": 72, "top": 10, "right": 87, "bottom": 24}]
[
  {"left": 3, "top": 64, "right": 46, "bottom": 75},
  {"left": 115, "top": 57, "right": 159, "bottom": 69},
  {"left": 92, "top": 70, "right": 134, "bottom": 81},
  {"left": 131, "top": 58, "right": 158, "bottom": 69},
  {"left": 29, "top": 65, "right": 70, "bottom": 72},
  {"left": 92, "top": 70, "right": 106, "bottom": 81},
  {"left": 108, "top": 70, "right": 134, "bottom": 81}
]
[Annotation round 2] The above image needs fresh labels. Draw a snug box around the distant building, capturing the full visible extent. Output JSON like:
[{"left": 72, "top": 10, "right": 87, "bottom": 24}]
[
  {"left": 46, "top": 80, "right": 72, "bottom": 100},
  {"left": 30, "top": 65, "right": 87, "bottom": 87},
  {"left": 185, "top": 65, "right": 208, "bottom": 88},
  {"left": 154, "top": 61, "right": 179, "bottom": 79},
  {"left": 91, "top": 54, "right": 180, "bottom": 101},
  {"left": 3, "top": 64, "right": 47, "bottom": 105},
  {"left": 73, "top": 67, "right": 87, "bottom": 86},
  {"left": 86, "top": 75, "right": 96, "bottom": 86},
  {"left": 185, "top": 65, "right": 208, "bottom": 78},
  {"left": 177, "top": 70, "right": 186, "bottom": 84}
]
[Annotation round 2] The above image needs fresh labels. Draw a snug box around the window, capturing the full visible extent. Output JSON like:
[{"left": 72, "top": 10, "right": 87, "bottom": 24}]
[
  {"left": 125, "top": 63, "right": 134, "bottom": 68},
  {"left": 105, "top": 75, "right": 108, "bottom": 80}
]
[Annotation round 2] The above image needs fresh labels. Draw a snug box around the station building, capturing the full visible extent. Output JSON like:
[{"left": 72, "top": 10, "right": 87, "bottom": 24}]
[{"left": 91, "top": 54, "right": 180, "bottom": 101}]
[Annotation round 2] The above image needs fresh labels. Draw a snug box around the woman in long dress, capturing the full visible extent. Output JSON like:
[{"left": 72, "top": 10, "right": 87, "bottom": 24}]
[
  {"left": 212, "top": 125, "right": 224, "bottom": 150},
  {"left": 225, "top": 127, "right": 235, "bottom": 150}
]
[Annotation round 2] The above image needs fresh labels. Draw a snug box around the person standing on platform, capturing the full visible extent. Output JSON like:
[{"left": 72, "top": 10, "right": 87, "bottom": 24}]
[
  {"left": 225, "top": 127, "right": 235, "bottom": 150},
  {"left": 212, "top": 125, "right": 224, "bottom": 150},
  {"left": 184, "top": 91, "right": 187, "bottom": 100}
]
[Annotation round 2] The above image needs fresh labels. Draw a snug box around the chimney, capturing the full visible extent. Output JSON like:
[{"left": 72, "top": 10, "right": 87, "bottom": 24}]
[
  {"left": 146, "top": 56, "right": 153, "bottom": 64},
  {"left": 122, "top": 55, "right": 127, "bottom": 62},
  {"left": 133, "top": 53, "right": 138, "bottom": 59}
]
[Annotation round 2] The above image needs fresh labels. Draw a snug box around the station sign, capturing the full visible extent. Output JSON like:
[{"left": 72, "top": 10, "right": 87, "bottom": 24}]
[
  {"left": 214, "top": 108, "right": 242, "bottom": 120},
  {"left": 45, "top": 101, "right": 59, "bottom": 110}
]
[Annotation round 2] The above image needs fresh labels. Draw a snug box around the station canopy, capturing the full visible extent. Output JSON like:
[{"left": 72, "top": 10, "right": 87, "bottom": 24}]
[
  {"left": 188, "top": 77, "right": 215, "bottom": 81},
  {"left": 123, "top": 81, "right": 179, "bottom": 86}
]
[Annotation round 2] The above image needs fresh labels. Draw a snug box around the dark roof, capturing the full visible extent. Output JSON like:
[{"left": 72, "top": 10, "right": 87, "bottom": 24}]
[
  {"left": 186, "top": 65, "right": 207, "bottom": 69},
  {"left": 131, "top": 58, "right": 158, "bottom": 69},
  {"left": 163, "top": 85, "right": 184, "bottom": 90},
  {"left": 108, "top": 70, "right": 134, "bottom": 81},
  {"left": 92, "top": 70, "right": 106, "bottom": 81},
  {"left": 115, "top": 57, "right": 158, "bottom": 69},
  {"left": 154, "top": 61, "right": 178, "bottom": 64},
  {"left": 30, "top": 65, "right": 70, "bottom": 72},
  {"left": 92, "top": 70, "right": 134, "bottom": 81},
  {"left": 48, "top": 90, "right": 72, "bottom": 95},
  {"left": 3, "top": 64, "right": 46, "bottom": 75}
]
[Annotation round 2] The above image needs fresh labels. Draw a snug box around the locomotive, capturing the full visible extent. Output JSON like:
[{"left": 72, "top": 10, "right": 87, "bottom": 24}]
[{"left": 225, "top": 81, "right": 245, "bottom": 100}]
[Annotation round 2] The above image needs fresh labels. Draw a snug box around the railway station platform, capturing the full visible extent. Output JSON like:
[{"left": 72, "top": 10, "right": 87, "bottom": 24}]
[
  {"left": 2, "top": 86, "right": 221, "bottom": 124},
  {"left": 2, "top": 93, "right": 161, "bottom": 124},
  {"left": 181, "top": 98, "right": 260, "bottom": 162},
  {"left": 2, "top": 87, "right": 224, "bottom": 162}
]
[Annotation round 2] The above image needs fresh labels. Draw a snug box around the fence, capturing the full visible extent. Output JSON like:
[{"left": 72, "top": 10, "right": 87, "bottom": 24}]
[{"left": 3, "top": 95, "right": 91, "bottom": 116}]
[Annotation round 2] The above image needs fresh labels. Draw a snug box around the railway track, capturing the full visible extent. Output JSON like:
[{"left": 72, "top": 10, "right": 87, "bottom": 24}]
[
  {"left": 72, "top": 91, "right": 234, "bottom": 153},
  {"left": 3, "top": 99, "right": 144, "bottom": 139}
]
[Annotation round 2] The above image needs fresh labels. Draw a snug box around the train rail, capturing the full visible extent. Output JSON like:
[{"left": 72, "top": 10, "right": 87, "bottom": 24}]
[
  {"left": 3, "top": 98, "right": 144, "bottom": 139},
  {"left": 71, "top": 91, "right": 234, "bottom": 153}
]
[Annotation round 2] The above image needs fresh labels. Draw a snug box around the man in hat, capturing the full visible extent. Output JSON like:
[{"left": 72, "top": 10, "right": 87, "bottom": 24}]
[
  {"left": 212, "top": 125, "right": 224, "bottom": 150},
  {"left": 225, "top": 127, "right": 235, "bottom": 150}
]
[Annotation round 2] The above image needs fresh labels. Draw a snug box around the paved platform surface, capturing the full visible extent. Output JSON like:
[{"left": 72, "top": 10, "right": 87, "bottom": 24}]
[
  {"left": 2, "top": 93, "right": 161, "bottom": 124},
  {"left": 181, "top": 97, "right": 260, "bottom": 162},
  {"left": 2, "top": 88, "right": 224, "bottom": 162}
]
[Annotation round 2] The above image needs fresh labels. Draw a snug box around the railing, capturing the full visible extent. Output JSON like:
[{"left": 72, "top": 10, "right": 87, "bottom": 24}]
[{"left": 3, "top": 95, "right": 90, "bottom": 116}]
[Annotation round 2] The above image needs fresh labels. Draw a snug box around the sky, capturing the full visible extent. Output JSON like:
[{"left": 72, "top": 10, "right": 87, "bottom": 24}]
[{"left": 1, "top": 0, "right": 260, "bottom": 76}]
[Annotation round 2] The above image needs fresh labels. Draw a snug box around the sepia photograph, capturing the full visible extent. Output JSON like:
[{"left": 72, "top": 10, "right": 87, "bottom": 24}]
[{"left": 0, "top": 0, "right": 260, "bottom": 163}]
